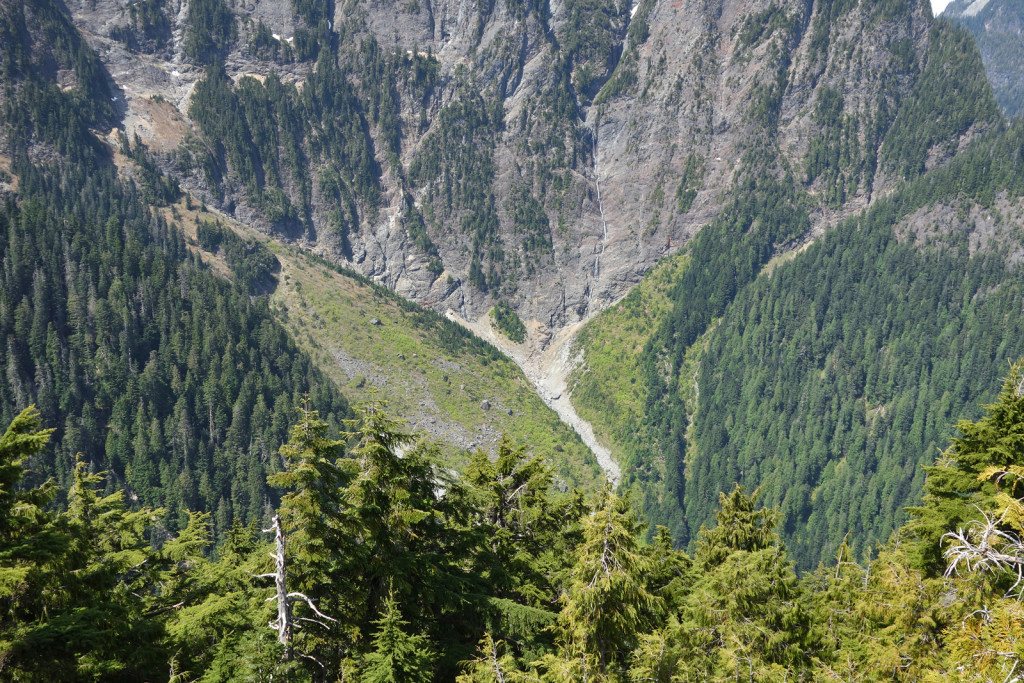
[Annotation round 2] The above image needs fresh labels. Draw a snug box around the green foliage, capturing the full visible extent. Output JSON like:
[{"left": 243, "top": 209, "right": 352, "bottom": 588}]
[
  {"left": 291, "top": 0, "right": 333, "bottom": 27},
  {"left": 490, "top": 302, "right": 526, "bottom": 343},
  {"left": 804, "top": 86, "right": 865, "bottom": 207},
  {"left": 463, "top": 437, "right": 581, "bottom": 658},
  {"left": 185, "top": 0, "right": 236, "bottom": 65},
  {"left": 110, "top": 0, "right": 171, "bottom": 53},
  {"left": 948, "top": 0, "right": 1024, "bottom": 117},
  {"left": 0, "top": 32, "right": 349, "bottom": 536},
  {"left": 188, "top": 50, "right": 385, "bottom": 239},
  {"left": 656, "top": 174, "right": 810, "bottom": 374},
  {"left": 0, "top": 417, "right": 167, "bottom": 680},
  {"left": 570, "top": 255, "right": 692, "bottom": 544},
  {"left": 506, "top": 184, "right": 552, "bottom": 255},
  {"left": 807, "top": 0, "right": 859, "bottom": 65},
  {"left": 361, "top": 592, "right": 436, "bottom": 683},
  {"left": 883, "top": 20, "right": 1000, "bottom": 178},
  {"left": 674, "top": 152, "right": 703, "bottom": 214},
  {"left": 910, "top": 361, "right": 1024, "bottom": 571},
  {"left": 456, "top": 633, "right": 524, "bottom": 683},
  {"left": 196, "top": 219, "right": 279, "bottom": 293},
  {"left": 559, "top": 0, "right": 628, "bottom": 103},
  {"left": 0, "top": 1, "right": 114, "bottom": 165},
  {"left": 266, "top": 401, "right": 351, "bottom": 672},
  {"left": 410, "top": 87, "right": 504, "bottom": 291},
  {"left": 593, "top": 0, "right": 656, "bottom": 105},
  {"left": 403, "top": 199, "right": 441, "bottom": 273},
  {"left": 120, "top": 131, "right": 181, "bottom": 207},
  {"left": 676, "top": 486, "right": 814, "bottom": 679},
  {"left": 542, "top": 487, "right": 662, "bottom": 678},
  {"left": 0, "top": 379, "right": 1022, "bottom": 681},
  {"left": 737, "top": 4, "right": 796, "bottom": 49},
  {"left": 586, "top": 34, "right": 1024, "bottom": 565},
  {"left": 683, "top": 196, "right": 1024, "bottom": 568},
  {"left": 7, "top": 4, "right": 1024, "bottom": 680},
  {"left": 0, "top": 189, "right": 348, "bottom": 531}
]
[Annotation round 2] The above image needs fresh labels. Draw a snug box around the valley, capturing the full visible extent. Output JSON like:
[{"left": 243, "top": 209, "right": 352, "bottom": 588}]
[
  {"left": 4, "top": 0, "right": 1024, "bottom": 679},
  {"left": 50, "top": 0, "right": 1024, "bottom": 566}
]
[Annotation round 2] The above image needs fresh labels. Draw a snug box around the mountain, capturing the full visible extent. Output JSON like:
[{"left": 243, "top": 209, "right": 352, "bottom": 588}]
[
  {"left": 945, "top": 0, "right": 1024, "bottom": 117},
  {"left": 3, "top": 0, "right": 1020, "bottom": 569},
  {"left": 6, "top": 0, "right": 1024, "bottom": 679},
  {"left": 0, "top": 0, "right": 600, "bottom": 539},
  {"left": 571, "top": 2, "right": 1024, "bottom": 566},
  {"left": 65, "top": 0, "right": 996, "bottom": 342}
]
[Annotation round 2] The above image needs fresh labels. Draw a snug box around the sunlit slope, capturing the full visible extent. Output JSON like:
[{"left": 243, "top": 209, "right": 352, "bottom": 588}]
[
  {"left": 571, "top": 119, "right": 1024, "bottom": 567},
  {"left": 173, "top": 197, "right": 603, "bottom": 490}
]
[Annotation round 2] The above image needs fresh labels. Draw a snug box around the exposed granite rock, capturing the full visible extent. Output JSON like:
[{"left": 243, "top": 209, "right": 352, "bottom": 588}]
[{"left": 66, "top": 0, "right": 996, "bottom": 359}]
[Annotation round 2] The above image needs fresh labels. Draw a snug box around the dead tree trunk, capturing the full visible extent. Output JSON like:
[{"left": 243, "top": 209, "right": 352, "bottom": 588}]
[
  {"left": 268, "top": 515, "right": 292, "bottom": 650},
  {"left": 258, "top": 514, "right": 336, "bottom": 663}
]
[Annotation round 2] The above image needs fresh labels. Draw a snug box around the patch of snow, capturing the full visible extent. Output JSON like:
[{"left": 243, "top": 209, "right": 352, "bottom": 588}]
[{"left": 631, "top": 3, "right": 639, "bottom": 18}]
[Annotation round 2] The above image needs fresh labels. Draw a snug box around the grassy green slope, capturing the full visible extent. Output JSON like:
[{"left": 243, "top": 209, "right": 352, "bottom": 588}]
[
  {"left": 269, "top": 248, "right": 602, "bottom": 489},
  {"left": 569, "top": 254, "right": 698, "bottom": 541},
  {"left": 170, "top": 197, "right": 602, "bottom": 491}
]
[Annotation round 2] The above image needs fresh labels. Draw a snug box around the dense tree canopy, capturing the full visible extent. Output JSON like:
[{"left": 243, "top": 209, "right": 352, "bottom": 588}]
[{"left": 3, "top": 365, "right": 1024, "bottom": 680}]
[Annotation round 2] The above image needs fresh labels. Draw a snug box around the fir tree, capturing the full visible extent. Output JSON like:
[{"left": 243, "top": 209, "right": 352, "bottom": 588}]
[
  {"left": 266, "top": 399, "right": 350, "bottom": 674},
  {"left": 540, "top": 486, "right": 662, "bottom": 680},
  {"left": 676, "top": 485, "right": 814, "bottom": 680},
  {"left": 911, "top": 361, "right": 1024, "bottom": 572},
  {"left": 361, "top": 591, "right": 436, "bottom": 683},
  {"left": 456, "top": 633, "right": 523, "bottom": 683}
]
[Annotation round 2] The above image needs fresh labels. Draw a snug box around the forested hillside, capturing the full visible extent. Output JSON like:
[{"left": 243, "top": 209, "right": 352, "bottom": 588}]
[
  {"left": 571, "top": 10, "right": 1024, "bottom": 567},
  {"left": 0, "top": 0, "right": 351, "bottom": 536},
  {"left": 946, "top": 0, "right": 1024, "bottom": 117}
]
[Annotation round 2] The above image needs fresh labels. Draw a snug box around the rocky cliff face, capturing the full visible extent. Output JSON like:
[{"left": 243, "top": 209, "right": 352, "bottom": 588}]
[
  {"left": 945, "top": 0, "right": 1024, "bottom": 117},
  {"left": 64, "top": 0, "right": 996, "bottom": 354}
]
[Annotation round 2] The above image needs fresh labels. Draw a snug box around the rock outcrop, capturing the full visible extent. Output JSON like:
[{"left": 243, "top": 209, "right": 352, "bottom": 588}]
[{"left": 65, "top": 0, "right": 997, "bottom": 356}]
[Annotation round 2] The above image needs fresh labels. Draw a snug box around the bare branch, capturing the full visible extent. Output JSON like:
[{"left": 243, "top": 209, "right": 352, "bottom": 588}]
[
  {"left": 287, "top": 592, "right": 338, "bottom": 623},
  {"left": 944, "top": 510, "right": 1024, "bottom": 596}
]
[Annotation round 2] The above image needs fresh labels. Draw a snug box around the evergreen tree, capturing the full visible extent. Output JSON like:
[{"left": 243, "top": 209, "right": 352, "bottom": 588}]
[
  {"left": 464, "top": 436, "right": 575, "bottom": 653},
  {"left": 675, "top": 485, "right": 814, "bottom": 680},
  {"left": 266, "top": 399, "right": 350, "bottom": 674},
  {"left": 456, "top": 633, "right": 523, "bottom": 683},
  {"left": 361, "top": 591, "right": 436, "bottom": 683},
  {"left": 0, "top": 411, "right": 167, "bottom": 681},
  {"left": 539, "top": 487, "right": 661, "bottom": 680},
  {"left": 158, "top": 515, "right": 284, "bottom": 682},
  {"left": 343, "top": 401, "right": 482, "bottom": 676},
  {"left": 911, "top": 361, "right": 1024, "bottom": 572},
  {"left": 0, "top": 407, "right": 62, "bottom": 679}
]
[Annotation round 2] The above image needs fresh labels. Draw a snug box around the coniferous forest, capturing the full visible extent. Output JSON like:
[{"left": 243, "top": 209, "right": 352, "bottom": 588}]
[
  {"left": 3, "top": 0, "right": 1024, "bottom": 680},
  {"left": 4, "top": 370, "right": 1024, "bottom": 681}
]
